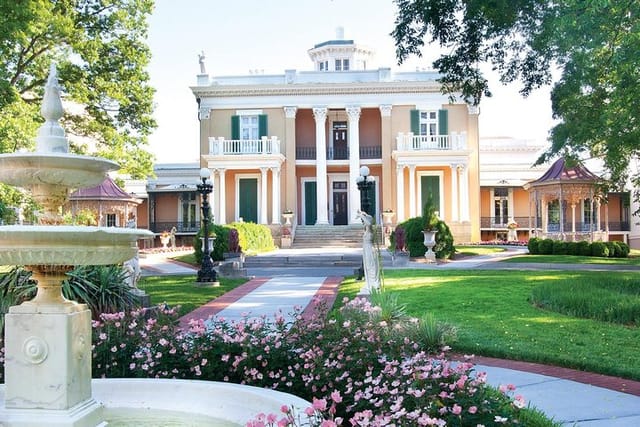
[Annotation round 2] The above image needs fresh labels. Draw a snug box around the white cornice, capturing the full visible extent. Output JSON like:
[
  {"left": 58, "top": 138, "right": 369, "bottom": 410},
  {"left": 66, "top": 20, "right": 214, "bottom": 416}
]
[{"left": 191, "top": 81, "right": 442, "bottom": 98}]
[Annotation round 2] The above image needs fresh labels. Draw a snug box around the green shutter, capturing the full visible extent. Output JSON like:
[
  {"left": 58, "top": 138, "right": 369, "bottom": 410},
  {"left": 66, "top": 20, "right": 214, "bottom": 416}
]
[
  {"left": 410, "top": 109, "right": 420, "bottom": 134},
  {"left": 258, "top": 114, "right": 268, "bottom": 138},
  {"left": 304, "top": 181, "right": 317, "bottom": 225},
  {"left": 231, "top": 115, "right": 240, "bottom": 140},
  {"left": 438, "top": 109, "right": 448, "bottom": 136}
]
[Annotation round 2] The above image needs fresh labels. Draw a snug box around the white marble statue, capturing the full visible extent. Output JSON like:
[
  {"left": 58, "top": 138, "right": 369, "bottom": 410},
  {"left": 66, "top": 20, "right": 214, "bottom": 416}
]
[
  {"left": 358, "top": 210, "right": 381, "bottom": 294},
  {"left": 123, "top": 251, "right": 143, "bottom": 295},
  {"left": 198, "top": 50, "right": 206, "bottom": 74}
]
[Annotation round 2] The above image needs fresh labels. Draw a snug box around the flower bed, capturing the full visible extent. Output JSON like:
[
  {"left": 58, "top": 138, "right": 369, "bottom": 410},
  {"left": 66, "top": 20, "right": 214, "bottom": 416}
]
[{"left": 83, "top": 298, "right": 553, "bottom": 426}]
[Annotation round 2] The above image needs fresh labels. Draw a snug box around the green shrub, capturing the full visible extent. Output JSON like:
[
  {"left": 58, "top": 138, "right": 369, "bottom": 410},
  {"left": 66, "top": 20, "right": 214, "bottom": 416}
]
[
  {"left": 230, "top": 221, "right": 276, "bottom": 254},
  {"left": 552, "top": 240, "right": 568, "bottom": 255},
  {"left": 605, "top": 241, "right": 619, "bottom": 258},
  {"left": 0, "top": 267, "right": 37, "bottom": 331},
  {"left": 194, "top": 223, "right": 229, "bottom": 263},
  {"left": 565, "top": 241, "right": 579, "bottom": 256},
  {"left": 64, "top": 265, "right": 140, "bottom": 319},
  {"left": 538, "top": 238, "right": 554, "bottom": 254},
  {"left": 400, "top": 216, "right": 455, "bottom": 259},
  {"left": 527, "top": 237, "right": 540, "bottom": 254},
  {"left": 591, "top": 241, "right": 609, "bottom": 257},
  {"left": 618, "top": 242, "right": 630, "bottom": 258},
  {"left": 576, "top": 240, "right": 591, "bottom": 256}
]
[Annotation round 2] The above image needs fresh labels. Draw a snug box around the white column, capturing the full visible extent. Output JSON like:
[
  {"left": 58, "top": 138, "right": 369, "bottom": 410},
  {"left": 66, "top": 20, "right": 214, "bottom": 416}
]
[
  {"left": 218, "top": 168, "right": 226, "bottom": 224},
  {"left": 596, "top": 199, "right": 601, "bottom": 231},
  {"left": 271, "top": 167, "right": 281, "bottom": 224},
  {"left": 347, "top": 106, "right": 361, "bottom": 223},
  {"left": 408, "top": 165, "right": 416, "bottom": 218},
  {"left": 209, "top": 169, "right": 217, "bottom": 223},
  {"left": 450, "top": 164, "right": 459, "bottom": 222},
  {"left": 313, "top": 107, "right": 329, "bottom": 224},
  {"left": 460, "top": 164, "right": 470, "bottom": 221},
  {"left": 260, "top": 167, "right": 268, "bottom": 224},
  {"left": 396, "top": 164, "right": 405, "bottom": 222}
]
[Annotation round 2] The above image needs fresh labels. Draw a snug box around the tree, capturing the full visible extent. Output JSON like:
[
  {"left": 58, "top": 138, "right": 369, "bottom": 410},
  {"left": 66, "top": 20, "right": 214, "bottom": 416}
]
[
  {"left": 0, "top": 0, "right": 156, "bottom": 180},
  {"left": 392, "top": 0, "right": 640, "bottom": 191}
]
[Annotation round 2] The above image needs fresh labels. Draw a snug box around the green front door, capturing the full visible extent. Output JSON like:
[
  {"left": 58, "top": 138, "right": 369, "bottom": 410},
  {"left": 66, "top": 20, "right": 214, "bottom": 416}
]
[
  {"left": 239, "top": 178, "right": 258, "bottom": 223},
  {"left": 421, "top": 176, "right": 440, "bottom": 213},
  {"left": 304, "top": 181, "right": 317, "bottom": 225}
]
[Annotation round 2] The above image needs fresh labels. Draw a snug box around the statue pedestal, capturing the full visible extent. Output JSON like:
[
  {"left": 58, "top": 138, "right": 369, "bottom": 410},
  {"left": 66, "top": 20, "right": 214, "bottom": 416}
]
[{"left": 3, "top": 306, "right": 103, "bottom": 426}]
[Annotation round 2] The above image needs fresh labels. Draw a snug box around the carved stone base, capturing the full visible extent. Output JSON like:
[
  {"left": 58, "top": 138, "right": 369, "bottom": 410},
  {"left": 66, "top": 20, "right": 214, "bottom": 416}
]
[
  {"left": 4, "top": 308, "right": 93, "bottom": 412},
  {"left": 0, "top": 398, "right": 105, "bottom": 427}
]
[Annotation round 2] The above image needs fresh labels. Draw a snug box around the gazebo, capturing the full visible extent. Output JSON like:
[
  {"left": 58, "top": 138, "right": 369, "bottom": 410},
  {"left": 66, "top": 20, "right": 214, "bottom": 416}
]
[
  {"left": 68, "top": 176, "right": 142, "bottom": 227},
  {"left": 524, "top": 158, "right": 607, "bottom": 242}
]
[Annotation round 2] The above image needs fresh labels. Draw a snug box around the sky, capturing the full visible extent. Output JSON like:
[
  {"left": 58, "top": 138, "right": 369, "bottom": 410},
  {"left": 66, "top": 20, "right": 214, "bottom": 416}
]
[{"left": 146, "top": 0, "right": 555, "bottom": 164}]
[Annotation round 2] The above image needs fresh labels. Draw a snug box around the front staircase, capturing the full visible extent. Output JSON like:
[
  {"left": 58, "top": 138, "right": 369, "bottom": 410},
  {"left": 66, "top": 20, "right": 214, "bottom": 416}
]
[{"left": 291, "top": 225, "right": 366, "bottom": 249}]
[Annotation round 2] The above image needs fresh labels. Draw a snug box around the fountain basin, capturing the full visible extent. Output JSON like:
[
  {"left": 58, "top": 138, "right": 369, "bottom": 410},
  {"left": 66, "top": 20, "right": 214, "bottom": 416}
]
[
  {"left": 0, "top": 226, "right": 153, "bottom": 266},
  {"left": 0, "top": 379, "right": 311, "bottom": 426},
  {"left": 0, "top": 153, "right": 118, "bottom": 189}
]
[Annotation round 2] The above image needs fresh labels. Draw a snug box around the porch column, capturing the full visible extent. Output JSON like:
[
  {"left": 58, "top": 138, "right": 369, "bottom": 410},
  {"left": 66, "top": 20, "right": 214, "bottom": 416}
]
[
  {"left": 450, "top": 164, "right": 459, "bottom": 222},
  {"left": 396, "top": 164, "right": 405, "bottom": 222},
  {"left": 283, "top": 107, "right": 297, "bottom": 221},
  {"left": 271, "top": 167, "right": 281, "bottom": 224},
  {"left": 408, "top": 165, "right": 416, "bottom": 218},
  {"left": 347, "top": 106, "right": 361, "bottom": 223},
  {"left": 218, "top": 168, "right": 226, "bottom": 224},
  {"left": 595, "top": 199, "right": 601, "bottom": 231},
  {"left": 260, "top": 167, "right": 269, "bottom": 224},
  {"left": 209, "top": 169, "right": 216, "bottom": 223},
  {"left": 313, "top": 107, "right": 329, "bottom": 224},
  {"left": 460, "top": 164, "right": 470, "bottom": 221},
  {"left": 380, "top": 105, "right": 393, "bottom": 214}
]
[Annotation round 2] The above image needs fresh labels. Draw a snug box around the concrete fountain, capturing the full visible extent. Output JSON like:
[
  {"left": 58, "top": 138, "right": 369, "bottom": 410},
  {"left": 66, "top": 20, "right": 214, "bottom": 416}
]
[{"left": 0, "top": 65, "right": 308, "bottom": 426}]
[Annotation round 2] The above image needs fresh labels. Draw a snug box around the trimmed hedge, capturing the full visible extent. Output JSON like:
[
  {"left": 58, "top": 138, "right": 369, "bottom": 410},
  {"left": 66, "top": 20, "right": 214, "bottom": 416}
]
[
  {"left": 527, "top": 238, "right": 629, "bottom": 258},
  {"left": 398, "top": 217, "right": 455, "bottom": 259},
  {"left": 194, "top": 222, "right": 275, "bottom": 263}
]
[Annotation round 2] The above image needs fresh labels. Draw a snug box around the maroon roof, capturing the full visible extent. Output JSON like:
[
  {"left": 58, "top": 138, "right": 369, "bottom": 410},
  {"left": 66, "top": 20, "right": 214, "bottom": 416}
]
[
  {"left": 529, "top": 158, "right": 600, "bottom": 185},
  {"left": 70, "top": 176, "right": 138, "bottom": 202}
]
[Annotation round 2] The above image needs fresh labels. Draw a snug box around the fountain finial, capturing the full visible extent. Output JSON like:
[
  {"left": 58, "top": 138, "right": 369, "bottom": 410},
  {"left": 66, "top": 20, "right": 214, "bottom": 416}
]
[{"left": 36, "top": 61, "right": 69, "bottom": 153}]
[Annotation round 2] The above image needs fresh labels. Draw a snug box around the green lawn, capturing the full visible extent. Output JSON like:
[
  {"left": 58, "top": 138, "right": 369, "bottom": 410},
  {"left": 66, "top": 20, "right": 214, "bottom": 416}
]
[
  {"left": 501, "top": 253, "right": 640, "bottom": 266},
  {"left": 454, "top": 245, "right": 506, "bottom": 257},
  {"left": 340, "top": 269, "right": 640, "bottom": 380},
  {"left": 138, "top": 275, "right": 247, "bottom": 316}
]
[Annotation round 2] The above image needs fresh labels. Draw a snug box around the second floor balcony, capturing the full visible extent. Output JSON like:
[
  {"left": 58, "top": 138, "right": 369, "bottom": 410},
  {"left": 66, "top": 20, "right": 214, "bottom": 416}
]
[
  {"left": 296, "top": 145, "right": 382, "bottom": 160},
  {"left": 209, "top": 136, "right": 280, "bottom": 156},
  {"left": 396, "top": 132, "right": 467, "bottom": 151}
]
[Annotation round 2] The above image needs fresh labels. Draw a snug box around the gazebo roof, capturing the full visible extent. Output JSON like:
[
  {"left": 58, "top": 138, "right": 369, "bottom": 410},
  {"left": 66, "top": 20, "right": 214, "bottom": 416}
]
[
  {"left": 526, "top": 158, "right": 600, "bottom": 187},
  {"left": 70, "top": 176, "right": 140, "bottom": 203}
]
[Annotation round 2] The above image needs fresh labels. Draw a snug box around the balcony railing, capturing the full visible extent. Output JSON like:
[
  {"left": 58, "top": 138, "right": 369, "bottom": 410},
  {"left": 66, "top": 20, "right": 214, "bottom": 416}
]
[
  {"left": 150, "top": 221, "right": 199, "bottom": 234},
  {"left": 295, "top": 145, "right": 382, "bottom": 160},
  {"left": 209, "top": 136, "right": 280, "bottom": 155},
  {"left": 481, "top": 217, "right": 540, "bottom": 229},
  {"left": 396, "top": 132, "right": 467, "bottom": 151},
  {"left": 481, "top": 217, "right": 630, "bottom": 232}
]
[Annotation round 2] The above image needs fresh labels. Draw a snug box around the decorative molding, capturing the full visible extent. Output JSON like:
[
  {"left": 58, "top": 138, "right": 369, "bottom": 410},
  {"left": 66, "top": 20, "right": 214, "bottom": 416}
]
[
  {"left": 312, "top": 107, "right": 327, "bottom": 123},
  {"left": 284, "top": 106, "right": 297, "bottom": 119},
  {"left": 467, "top": 105, "right": 480, "bottom": 115},
  {"left": 379, "top": 104, "right": 392, "bottom": 117},
  {"left": 346, "top": 106, "right": 361, "bottom": 122},
  {"left": 198, "top": 107, "right": 211, "bottom": 120},
  {"left": 23, "top": 336, "right": 48, "bottom": 364},
  {"left": 192, "top": 82, "right": 443, "bottom": 98}
]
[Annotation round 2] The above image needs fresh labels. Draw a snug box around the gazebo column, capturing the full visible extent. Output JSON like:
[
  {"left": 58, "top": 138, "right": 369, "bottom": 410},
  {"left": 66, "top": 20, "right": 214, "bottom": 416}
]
[
  {"left": 596, "top": 199, "right": 601, "bottom": 232},
  {"left": 571, "top": 203, "right": 576, "bottom": 241}
]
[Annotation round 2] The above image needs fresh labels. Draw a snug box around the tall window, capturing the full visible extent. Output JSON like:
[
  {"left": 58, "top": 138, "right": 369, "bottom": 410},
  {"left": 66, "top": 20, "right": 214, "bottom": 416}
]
[
  {"left": 181, "top": 192, "right": 197, "bottom": 229},
  {"left": 106, "top": 213, "right": 117, "bottom": 227},
  {"left": 493, "top": 188, "right": 509, "bottom": 225},
  {"left": 335, "top": 58, "right": 349, "bottom": 71},
  {"left": 240, "top": 115, "right": 259, "bottom": 140},
  {"left": 548, "top": 200, "right": 560, "bottom": 230},
  {"left": 419, "top": 111, "right": 438, "bottom": 136}
]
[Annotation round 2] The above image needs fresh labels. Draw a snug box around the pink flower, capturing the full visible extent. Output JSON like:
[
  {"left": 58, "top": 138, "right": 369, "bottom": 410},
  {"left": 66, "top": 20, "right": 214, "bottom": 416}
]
[
  {"left": 280, "top": 405, "right": 289, "bottom": 414},
  {"left": 468, "top": 406, "right": 478, "bottom": 414},
  {"left": 330, "top": 390, "right": 343, "bottom": 403},
  {"left": 312, "top": 397, "right": 327, "bottom": 411},
  {"left": 451, "top": 404, "right": 462, "bottom": 415},
  {"left": 304, "top": 406, "right": 315, "bottom": 416},
  {"left": 320, "top": 421, "right": 337, "bottom": 427}
]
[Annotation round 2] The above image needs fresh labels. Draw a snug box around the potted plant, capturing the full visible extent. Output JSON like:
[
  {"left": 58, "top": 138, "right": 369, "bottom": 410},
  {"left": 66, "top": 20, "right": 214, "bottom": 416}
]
[
  {"left": 280, "top": 226, "right": 292, "bottom": 248},
  {"left": 422, "top": 198, "right": 439, "bottom": 263},
  {"left": 282, "top": 208, "right": 294, "bottom": 225},
  {"left": 391, "top": 226, "right": 409, "bottom": 267},
  {"left": 159, "top": 231, "right": 171, "bottom": 249},
  {"left": 382, "top": 208, "right": 395, "bottom": 225}
]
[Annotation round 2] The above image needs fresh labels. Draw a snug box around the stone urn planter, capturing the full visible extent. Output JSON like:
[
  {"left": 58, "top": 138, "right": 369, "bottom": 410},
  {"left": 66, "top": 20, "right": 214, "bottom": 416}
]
[
  {"left": 200, "top": 236, "right": 216, "bottom": 252},
  {"left": 160, "top": 233, "right": 171, "bottom": 249},
  {"left": 282, "top": 212, "right": 294, "bottom": 226},
  {"left": 422, "top": 230, "right": 438, "bottom": 263},
  {"left": 382, "top": 210, "right": 395, "bottom": 225}
]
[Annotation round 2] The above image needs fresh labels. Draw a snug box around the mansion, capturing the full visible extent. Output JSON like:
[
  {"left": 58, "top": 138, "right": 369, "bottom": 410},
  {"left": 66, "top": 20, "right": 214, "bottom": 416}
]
[{"left": 126, "top": 31, "right": 637, "bottom": 249}]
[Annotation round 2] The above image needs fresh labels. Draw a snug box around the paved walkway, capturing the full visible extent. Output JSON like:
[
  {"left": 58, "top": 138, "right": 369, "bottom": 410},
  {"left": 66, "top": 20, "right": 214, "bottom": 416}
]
[{"left": 141, "top": 249, "right": 640, "bottom": 426}]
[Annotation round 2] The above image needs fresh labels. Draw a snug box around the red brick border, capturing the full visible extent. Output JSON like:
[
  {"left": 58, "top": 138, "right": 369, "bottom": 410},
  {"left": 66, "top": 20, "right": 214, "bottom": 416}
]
[
  {"left": 300, "top": 276, "right": 343, "bottom": 322},
  {"left": 178, "top": 277, "right": 269, "bottom": 328}
]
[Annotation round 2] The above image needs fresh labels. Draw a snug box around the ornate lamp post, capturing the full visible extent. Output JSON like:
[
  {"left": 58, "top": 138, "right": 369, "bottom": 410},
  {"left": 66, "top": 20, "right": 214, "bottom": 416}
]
[
  {"left": 355, "top": 165, "right": 373, "bottom": 280},
  {"left": 197, "top": 167, "right": 219, "bottom": 285}
]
